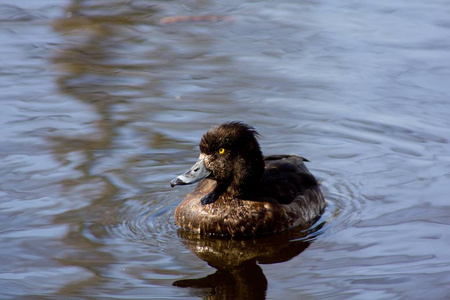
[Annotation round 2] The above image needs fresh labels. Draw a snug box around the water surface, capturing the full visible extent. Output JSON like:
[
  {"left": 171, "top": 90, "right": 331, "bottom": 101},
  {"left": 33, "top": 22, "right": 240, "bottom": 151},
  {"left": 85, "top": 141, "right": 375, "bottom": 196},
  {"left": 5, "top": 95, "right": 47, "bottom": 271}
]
[{"left": 1, "top": 0, "right": 450, "bottom": 299}]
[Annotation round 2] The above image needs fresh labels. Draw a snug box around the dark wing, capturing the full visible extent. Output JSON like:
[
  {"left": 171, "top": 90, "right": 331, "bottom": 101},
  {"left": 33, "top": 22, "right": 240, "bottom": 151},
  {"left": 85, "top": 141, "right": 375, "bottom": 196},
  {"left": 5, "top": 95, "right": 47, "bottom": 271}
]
[
  {"left": 264, "top": 154, "right": 309, "bottom": 162},
  {"left": 259, "top": 155, "right": 319, "bottom": 204}
]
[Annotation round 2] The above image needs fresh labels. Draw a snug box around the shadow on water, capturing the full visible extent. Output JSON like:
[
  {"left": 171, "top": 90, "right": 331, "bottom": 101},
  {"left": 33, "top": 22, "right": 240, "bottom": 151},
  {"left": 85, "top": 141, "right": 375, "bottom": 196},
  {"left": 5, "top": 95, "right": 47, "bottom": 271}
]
[{"left": 173, "top": 223, "right": 323, "bottom": 299}]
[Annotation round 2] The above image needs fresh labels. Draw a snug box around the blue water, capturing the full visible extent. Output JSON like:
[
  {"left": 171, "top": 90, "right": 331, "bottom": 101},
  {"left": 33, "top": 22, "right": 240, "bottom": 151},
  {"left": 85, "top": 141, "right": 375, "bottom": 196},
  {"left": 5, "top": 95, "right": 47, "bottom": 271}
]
[{"left": 1, "top": 0, "right": 449, "bottom": 298}]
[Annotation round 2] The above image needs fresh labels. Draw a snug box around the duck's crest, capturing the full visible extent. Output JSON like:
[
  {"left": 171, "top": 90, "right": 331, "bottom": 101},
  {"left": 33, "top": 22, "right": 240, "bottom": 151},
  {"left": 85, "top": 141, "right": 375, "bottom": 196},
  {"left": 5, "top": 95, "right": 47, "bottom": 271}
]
[{"left": 200, "top": 121, "right": 260, "bottom": 154}]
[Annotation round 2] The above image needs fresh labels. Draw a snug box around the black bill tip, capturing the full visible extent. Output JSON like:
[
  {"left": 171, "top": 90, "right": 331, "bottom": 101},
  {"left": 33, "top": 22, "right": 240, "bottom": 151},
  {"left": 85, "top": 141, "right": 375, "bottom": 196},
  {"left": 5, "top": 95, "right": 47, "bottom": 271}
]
[{"left": 170, "top": 177, "right": 186, "bottom": 187}]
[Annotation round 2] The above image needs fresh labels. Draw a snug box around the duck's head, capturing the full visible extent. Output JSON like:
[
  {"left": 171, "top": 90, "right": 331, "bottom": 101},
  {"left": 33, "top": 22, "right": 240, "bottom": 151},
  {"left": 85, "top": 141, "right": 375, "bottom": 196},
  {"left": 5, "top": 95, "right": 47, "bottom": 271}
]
[{"left": 171, "top": 122, "right": 265, "bottom": 205}]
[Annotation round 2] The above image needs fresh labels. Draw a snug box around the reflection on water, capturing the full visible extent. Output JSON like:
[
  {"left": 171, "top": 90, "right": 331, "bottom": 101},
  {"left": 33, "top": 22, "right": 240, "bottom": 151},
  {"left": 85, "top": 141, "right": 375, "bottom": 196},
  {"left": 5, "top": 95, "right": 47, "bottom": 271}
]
[
  {"left": 174, "top": 225, "right": 319, "bottom": 299},
  {"left": 1, "top": 0, "right": 450, "bottom": 299}
]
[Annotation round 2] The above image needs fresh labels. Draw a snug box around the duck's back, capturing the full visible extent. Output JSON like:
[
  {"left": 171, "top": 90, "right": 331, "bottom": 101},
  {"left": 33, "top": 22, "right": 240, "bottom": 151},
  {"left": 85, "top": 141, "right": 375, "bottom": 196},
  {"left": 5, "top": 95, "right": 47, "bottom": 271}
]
[
  {"left": 259, "top": 155, "right": 323, "bottom": 204},
  {"left": 255, "top": 155, "right": 325, "bottom": 229}
]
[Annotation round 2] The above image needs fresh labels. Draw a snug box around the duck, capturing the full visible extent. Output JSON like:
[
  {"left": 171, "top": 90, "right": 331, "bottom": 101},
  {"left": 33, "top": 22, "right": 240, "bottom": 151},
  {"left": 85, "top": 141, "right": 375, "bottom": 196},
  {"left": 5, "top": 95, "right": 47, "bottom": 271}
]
[{"left": 170, "top": 121, "right": 325, "bottom": 238}]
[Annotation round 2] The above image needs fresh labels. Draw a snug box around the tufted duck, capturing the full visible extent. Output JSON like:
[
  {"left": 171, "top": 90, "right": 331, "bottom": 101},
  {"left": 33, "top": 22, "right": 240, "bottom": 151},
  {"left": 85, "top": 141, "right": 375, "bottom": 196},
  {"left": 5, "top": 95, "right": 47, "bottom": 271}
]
[{"left": 171, "top": 122, "right": 325, "bottom": 238}]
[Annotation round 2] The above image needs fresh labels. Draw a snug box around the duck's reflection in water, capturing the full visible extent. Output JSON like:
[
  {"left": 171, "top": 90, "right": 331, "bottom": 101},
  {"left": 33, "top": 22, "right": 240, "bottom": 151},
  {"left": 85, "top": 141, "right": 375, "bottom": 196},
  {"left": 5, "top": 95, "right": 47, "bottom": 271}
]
[{"left": 174, "top": 223, "right": 323, "bottom": 299}]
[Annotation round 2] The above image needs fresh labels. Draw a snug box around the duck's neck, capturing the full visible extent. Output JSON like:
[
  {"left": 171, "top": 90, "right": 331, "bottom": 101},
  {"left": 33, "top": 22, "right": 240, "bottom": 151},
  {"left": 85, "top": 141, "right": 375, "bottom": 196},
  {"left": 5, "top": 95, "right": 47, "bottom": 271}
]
[{"left": 227, "top": 151, "right": 265, "bottom": 199}]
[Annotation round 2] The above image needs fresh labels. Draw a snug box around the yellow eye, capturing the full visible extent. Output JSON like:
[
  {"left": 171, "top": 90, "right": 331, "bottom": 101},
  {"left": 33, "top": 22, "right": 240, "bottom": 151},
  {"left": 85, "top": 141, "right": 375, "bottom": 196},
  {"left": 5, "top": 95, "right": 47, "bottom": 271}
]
[{"left": 219, "top": 148, "right": 225, "bottom": 155}]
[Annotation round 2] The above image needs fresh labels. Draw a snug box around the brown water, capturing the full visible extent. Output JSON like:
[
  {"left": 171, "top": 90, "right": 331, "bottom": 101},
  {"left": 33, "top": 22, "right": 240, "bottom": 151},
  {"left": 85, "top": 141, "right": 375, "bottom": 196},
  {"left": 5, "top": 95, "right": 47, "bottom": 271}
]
[{"left": 1, "top": 0, "right": 450, "bottom": 299}]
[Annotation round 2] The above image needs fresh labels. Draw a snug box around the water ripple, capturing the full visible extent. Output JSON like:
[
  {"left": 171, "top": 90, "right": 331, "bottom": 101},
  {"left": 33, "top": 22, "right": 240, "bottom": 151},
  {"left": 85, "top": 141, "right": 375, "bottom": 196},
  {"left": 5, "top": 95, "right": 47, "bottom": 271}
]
[{"left": 102, "top": 200, "right": 176, "bottom": 247}]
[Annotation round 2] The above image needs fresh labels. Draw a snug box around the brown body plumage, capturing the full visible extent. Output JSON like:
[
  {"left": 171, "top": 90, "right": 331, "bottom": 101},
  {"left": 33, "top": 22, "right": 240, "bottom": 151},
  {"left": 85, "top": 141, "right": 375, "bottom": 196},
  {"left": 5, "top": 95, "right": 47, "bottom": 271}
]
[{"left": 171, "top": 122, "right": 325, "bottom": 238}]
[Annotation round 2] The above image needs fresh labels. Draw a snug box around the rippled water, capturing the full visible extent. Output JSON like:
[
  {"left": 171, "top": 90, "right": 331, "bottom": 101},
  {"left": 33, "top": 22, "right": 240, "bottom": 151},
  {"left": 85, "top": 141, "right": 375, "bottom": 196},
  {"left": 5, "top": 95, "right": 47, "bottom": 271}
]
[{"left": 1, "top": 0, "right": 450, "bottom": 299}]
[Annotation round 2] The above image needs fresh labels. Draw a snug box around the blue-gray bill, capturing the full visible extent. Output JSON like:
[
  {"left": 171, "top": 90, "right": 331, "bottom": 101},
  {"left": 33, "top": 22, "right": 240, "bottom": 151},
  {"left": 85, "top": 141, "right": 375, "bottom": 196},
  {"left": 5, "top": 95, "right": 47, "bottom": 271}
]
[{"left": 170, "top": 154, "right": 211, "bottom": 187}]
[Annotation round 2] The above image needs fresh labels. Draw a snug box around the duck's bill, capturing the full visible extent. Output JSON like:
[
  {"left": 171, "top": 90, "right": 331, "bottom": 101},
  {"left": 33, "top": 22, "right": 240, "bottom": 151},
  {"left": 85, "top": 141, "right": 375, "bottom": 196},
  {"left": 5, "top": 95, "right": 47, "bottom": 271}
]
[{"left": 170, "top": 154, "right": 211, "bottom": 187}]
